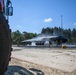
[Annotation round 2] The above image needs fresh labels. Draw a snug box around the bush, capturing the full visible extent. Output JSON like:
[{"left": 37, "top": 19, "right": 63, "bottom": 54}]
[{"left": 62, "top": 45, "right": 67, "bottom": 49}]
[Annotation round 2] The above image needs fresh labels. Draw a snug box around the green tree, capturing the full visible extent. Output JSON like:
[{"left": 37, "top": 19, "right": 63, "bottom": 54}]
[
  {"left": 72, "top": 28, "right": 76, "bottom": 43},
  {"left": 23, "top": 31, "right": 37, "bottom": 40},
  {"left": 11, "top": 30, "right": 24, "bottom": 44}
]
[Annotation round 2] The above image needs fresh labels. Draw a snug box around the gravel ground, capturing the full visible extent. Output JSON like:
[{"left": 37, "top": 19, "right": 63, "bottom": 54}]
[{"left": 4, "top": 47, "right": 76, "bottom": 75}]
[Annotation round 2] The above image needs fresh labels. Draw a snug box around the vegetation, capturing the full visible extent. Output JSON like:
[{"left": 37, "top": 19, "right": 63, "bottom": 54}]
[
  {"left": 41, "top": 27, "right": 76, "bottom": 44},
  {"left": 11, "top": 27, "right": 76, "bottom": 45},
  {"left": 11, "top": 30, "right": 37, "bottom": 45}
]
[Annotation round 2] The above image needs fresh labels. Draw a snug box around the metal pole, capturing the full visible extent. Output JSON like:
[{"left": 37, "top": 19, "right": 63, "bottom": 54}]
[{"left": 61, "top": 15, "right": 63, "bottom": 34}]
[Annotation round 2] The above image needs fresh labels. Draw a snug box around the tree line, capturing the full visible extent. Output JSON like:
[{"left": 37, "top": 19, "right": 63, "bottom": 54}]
[
  {"left": 11, "top": 30, "right": 37, "bottom": 44},
  {"left": 41, "top": 27, "right": 76, "bottom": 44},
  {"left": 11, "top": 27, "right": 76, "bottom": 44}
]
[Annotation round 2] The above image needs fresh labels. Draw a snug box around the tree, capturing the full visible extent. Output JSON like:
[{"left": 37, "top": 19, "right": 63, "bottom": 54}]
[
  {"left": 41, "top": 27, "right": 53, "bottom": 35},
  {"left": 41, "top": 27, "right": 76, "bottom": 44},
  {"left": 72, "top": 28, "right": 76, "bottom": 43},
  {"left": 23, "top": 31, "right": 37, "bottom": 40},
  {"left": 11, "top": 30, "right": 38, "bottom": 45},
  {"left": 11, "top": 30, "right": 24, "bottom": 44}
]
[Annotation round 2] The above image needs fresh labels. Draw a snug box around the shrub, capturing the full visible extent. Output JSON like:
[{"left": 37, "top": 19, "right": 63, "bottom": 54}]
[{"left": 62, "top": 45, "right": 67, "bottom": 49}]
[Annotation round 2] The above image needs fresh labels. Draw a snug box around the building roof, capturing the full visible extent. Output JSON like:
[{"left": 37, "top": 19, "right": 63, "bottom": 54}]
[{"left": 22, "top": 34, "right": 58, "bottom": 42}]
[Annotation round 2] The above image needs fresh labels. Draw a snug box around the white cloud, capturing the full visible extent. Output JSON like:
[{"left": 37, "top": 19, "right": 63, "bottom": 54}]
[
  {"left": 16, "top": 25, "right": 22, "bottom": 28},
  {"left": 74, "top": 23, "right": 76, "bottom": 25},
  {"left": 44, "top": 18, "right": 52, "bottom": 23},
  {"left": 16, "top": 25, "right": 24, "bottom": 30}
]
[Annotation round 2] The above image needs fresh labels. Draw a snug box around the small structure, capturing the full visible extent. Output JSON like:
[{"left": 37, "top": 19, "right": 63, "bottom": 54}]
[{"left": 21, "top": 34, "right": 67, "bottom": 46}]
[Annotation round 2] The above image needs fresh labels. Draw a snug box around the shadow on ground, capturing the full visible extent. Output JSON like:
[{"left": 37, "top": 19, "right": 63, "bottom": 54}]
[{"left": 4, "top": 66, "right": 44, "bottom": 75}]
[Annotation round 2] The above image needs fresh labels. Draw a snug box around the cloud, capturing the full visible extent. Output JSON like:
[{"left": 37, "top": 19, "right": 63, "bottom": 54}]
[
  {"left": 16, "top": 25, "right": 24, "bottom": 30},
  {"left": 74, "top": 23, "right": 76, "bottom": 25},
  {"left": 44, "top": 18, "right": 52, "bottom": 23},
  {"left": 16, "top": 25, "right": 22, "bottom": 28}
]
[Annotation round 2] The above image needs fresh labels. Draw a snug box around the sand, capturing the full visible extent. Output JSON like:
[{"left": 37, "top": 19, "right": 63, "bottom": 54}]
[{"left": 4, "top": 47, "right": 76, "bottom": 75}]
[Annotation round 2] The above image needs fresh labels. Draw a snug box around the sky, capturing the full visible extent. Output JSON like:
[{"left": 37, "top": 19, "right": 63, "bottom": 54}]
[{"left": 8, "top": 0, "right": 76, "bottom": 33}]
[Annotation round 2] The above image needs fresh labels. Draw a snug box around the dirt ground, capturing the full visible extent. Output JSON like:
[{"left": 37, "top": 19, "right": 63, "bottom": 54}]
[{"left": 4, "top": 47, "right": 76, "bottom": 75}]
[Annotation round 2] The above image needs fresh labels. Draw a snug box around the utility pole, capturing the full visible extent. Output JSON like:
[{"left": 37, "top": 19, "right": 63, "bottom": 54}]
[{"left": 61, "top": 15, "right": 63, "bottom": 35}]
